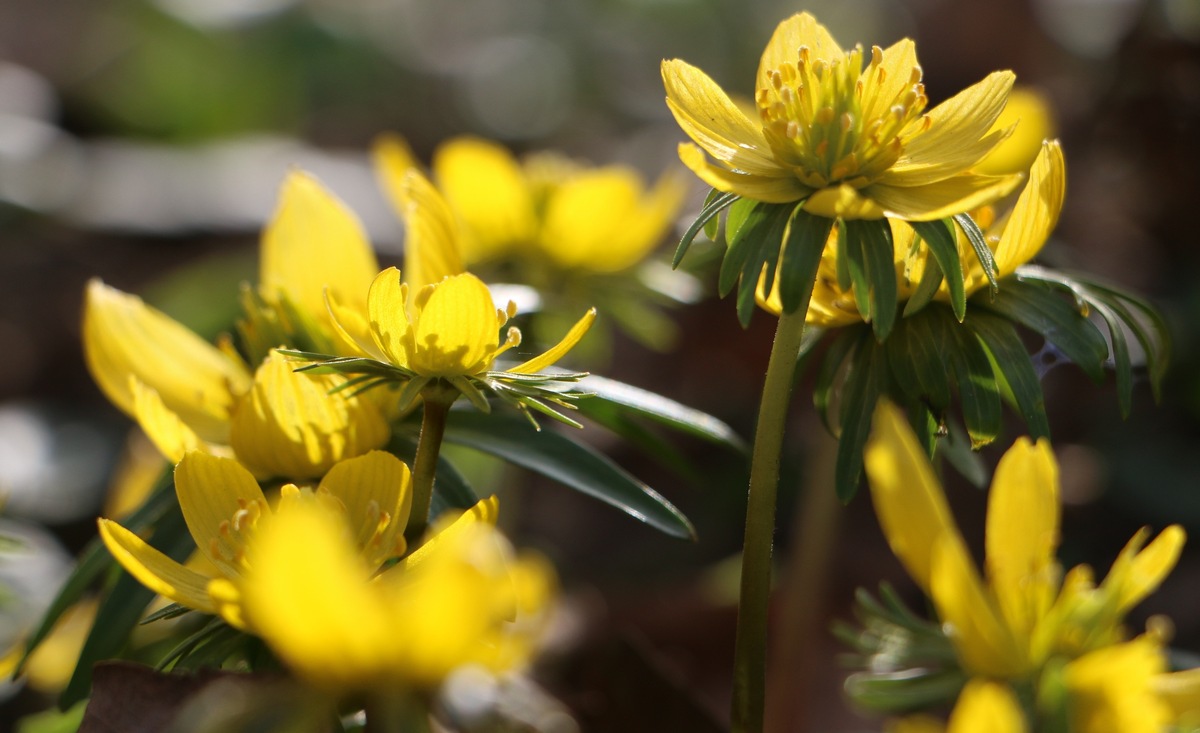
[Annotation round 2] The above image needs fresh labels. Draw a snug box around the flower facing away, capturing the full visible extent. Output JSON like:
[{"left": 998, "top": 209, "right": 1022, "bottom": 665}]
[
  {"left": 758, "top": 139, "right": 1065, "bottom": 326},
  {"left": 240, "top": 493, "right": 553, "bottom": 692},
  {"left": 375, "top": 134, "right": 686, "bottom": 274},
  {"left": 97, "top": 451, "right": 504, "bottom": 672},
  {"left": 84, "top": 171, "right": 390, "bottom": 480},
  {"left": 863, "top": 399, "right": 1200, "bottom": 730},
  {"left": 662, "top": 12, "right": 1021, "bottom": 221}
]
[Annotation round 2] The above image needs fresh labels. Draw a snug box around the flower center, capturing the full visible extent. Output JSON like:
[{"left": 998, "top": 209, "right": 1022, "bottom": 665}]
[{"left": 756, "top": 44, "right": 928, "bottom": 189}]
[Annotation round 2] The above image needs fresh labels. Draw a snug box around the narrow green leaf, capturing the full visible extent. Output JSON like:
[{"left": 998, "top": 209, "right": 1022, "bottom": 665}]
[
  {"left": 61, "top": 498, "right": 193, "bottom": 708},
  {"left": 906, "top": 401, "right": 939, "bottom": 458},
  {"left": 942, "top": 315, "right": 1001, "bottom": 448},
  {"left": 702, "top": 188, "right": 722, "bottom": 241},
  {"left": 778, "top": 208, "right": 834, "bottom": 314},
  {"left": 442, "top": 411, "right": 696, "bottom": 540},
  {"left": 813, "top": 328, "right": 861, "bottom": 433},
  {"left": 835, "top": 221, "right": 851, "bottom": 290},
  {"left": 840, "top": 221, "right": 872, "bottom": 322},
  {"left": 902, "top": 242, "right": 944, "bottom": 318},
  {"left": 674, "top": 190, "right": 738, "bottom": 267},
  {"left": 885, "top": 309, "right": 953, "bottom": 410},
  {"left": 718, "top": 201, "right": 767, "bottom": 297},
  {"left": 970, "top": 311, "right": 1051, "bottom": 439},
  {"left": 953, "top": 213, "right": 998, "bottom": 294},
  {"left": 910, "top": 219, "right": 966, "bottom": 321},
  {"left": 569, "top": 375, "right": 746, "bottom": 452},
  {"left": 836, "top": 332, "right": 887, "bottom": 501},
  {"left": 977, "top": 279, "right": 1109, "bottom": 382},
  {"left": 846, "top": 219, "right": 898, "bottom": 341},
  {"left": 732, "top": 203, "right": 792, "bottom": 327}
]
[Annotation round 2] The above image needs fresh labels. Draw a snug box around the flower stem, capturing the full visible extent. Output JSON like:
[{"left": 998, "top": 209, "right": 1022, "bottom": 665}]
[
  {"left": 732, "top": 306, "right": 808, "bottom": 733},
  {"left": 406, "top": 383, "right": 456, "bottom": 538}
]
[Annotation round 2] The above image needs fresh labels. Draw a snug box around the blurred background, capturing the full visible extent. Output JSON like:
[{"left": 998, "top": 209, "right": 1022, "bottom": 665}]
[{"left": 0, "top": 0, "right": 1198, "bottom": 730}]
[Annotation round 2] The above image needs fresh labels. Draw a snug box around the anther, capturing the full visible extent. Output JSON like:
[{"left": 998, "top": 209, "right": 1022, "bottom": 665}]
[
  {"left": 840, "top": 112, "right": 853, "bottom": 132},
  {"left": 785, "top": 121, "right": 800, "bottom": 139},
  {"left": 870, "top": 45, "right": 883, "bottom": 67},
  {"left": 218, "top": 520, "right": 232, "bottom": 537},
  {"left": 816, "top": 106, "right": 835, "bottom": 124},
  {"left": 770, "top": 70, "right": 783, "bottom": 90}
]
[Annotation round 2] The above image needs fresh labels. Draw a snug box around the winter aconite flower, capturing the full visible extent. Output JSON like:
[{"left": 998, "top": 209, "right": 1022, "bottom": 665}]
[
  {"left": 758, "top": 140, "right": 1065, "bottom": 326},
  {"left": 240, "top": 496, "right": 553, "bottom": 692},
  {"left": 84, "top": 171, "right": 389, "bottom": 479},
  {"left": 97, "top": 451, "right": 499, "bottom": 635},
  {"left": 864, "top": 400, "right": 1200, "bottom": 731},
  {"left": 888, "top": 680, "right": 1028, "bottom": 733},
  {"left": 662, "top": 12, "right": 1020, "bottom": 220}
]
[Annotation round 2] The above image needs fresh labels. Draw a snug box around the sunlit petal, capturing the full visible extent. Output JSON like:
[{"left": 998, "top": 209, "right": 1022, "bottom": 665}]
[
  {"left": 390, "top": 495, "right": 501, "bottom": 575},
  {"left": 897, "top": 71, "right": 1016, "bottom": 172},
  {"left": 129, "top": 377, "right": 205, "bottom": 463},
  {"left": 317, "top": 450, "right": 412, "bottom": 564},
  {"left": 865, "top": 173, "right": 1021, "bottom": 222},
  {"left": 366, "top": 267, "right": 412, "bottom": 367},
  {"left": 432, "top": 136, "right": 536, "bottom": 263},
  {"left": 946, "top": 680, "right": 1028, "bottom": 733},
  {"left": 508, "top": 308, "right": 596, "bottom": 375},
  {"left": 677, "top": 143, "right": 809, "bottom": 203},
  {"left": 97, "top": 518, "right": 219, "bottom": 614},
  {"left": 993, "top": 141, "right": 1065, "bottom": 275},
  {"left": 804, "top": 183, "right": 888, "bottom": 219},
  {"left": 409, "top": 273, "right": 500, "bottom": 377},
  {"left": 174, "top": 452, "right": 269, "bottom": 578},
  {"left": 397, "top": 169, "right": 465, "bottom": 291},
  {"left": 756, "top": 12, "right": 843, "bottom": 86}
]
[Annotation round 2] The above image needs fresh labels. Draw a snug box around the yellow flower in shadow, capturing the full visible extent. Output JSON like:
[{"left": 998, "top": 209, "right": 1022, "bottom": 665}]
[
  {"left": 864, "top": 399, "right": 1184, "bottom": 679},
  {"left": 375, "top": 135, "right": 685, "bottom": 274},
  {"left": 97, "top": 451, "right": 500, "bottom": 642},
  {"left": 239, "top": 495, "right": 553, "bottom": 692},
  {"left": 758, "top": 140, "right": 1065, "bottom": 323},
  {"left": 662, "top": 12, "right": 1021, "bottom": 220}
]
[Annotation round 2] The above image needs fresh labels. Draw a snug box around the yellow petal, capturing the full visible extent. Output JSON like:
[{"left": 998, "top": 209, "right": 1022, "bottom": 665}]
[
  {"left": 860, "top": 38, "right": 920, "bottom": 126},
  {"left": 976, "top": 87, "right": 1057, "bottom": 176},
  {"left": 259, "top": 170, "right": 379, "bottom": 329},
  {"left": 661, "top": 61, "right": 781, "bottom": 176},
  {"left": 1065, "top": 636, "right": 1170, "bottom": 733},
  {"left": 228, "top": 351, "right": 390, "bottom": 480},
  {"left": 97, "top": 518, "right": 219, "bottom": 614},
  {"left": 947, "top": 680, "right": 1028, "bottom": 733},
  {"left": 508, "top": 307, "right": 596, "bottom": 374},
  {"left": 931, "top": 533, "right": 1027, "bottom": 677},
  {"left": 173, "top": 452, "right": 269, "bottom": 578},
  {"left": 1102, "top": 525, "right": 1186, "bottom": 614},
  {"left": 372, "top": 133, "right": 420, "bottom": 215},
  {"left": 1154, "top": 667, "right": 1200, "bottom": 721},
  {"left": 756, "top": 13, "right": 843, "bottom": 85},
  {"left": 864, "top": 400, "right": 962, "bottom": 593},
  {"left": 317, "top": 450, "right": 412, "bottom": 565},
  {"left": 985, "top": 437, "right": 1060, "bottom": 644},
  {"left": 129, "top": 377, "right": 205, "bottom": 463},
  {"left": 392, "top": 495, "right": 500, "bottom": 574},
  {"left": 677, "top": 143, "right": 808, "bottom": 203},
  {"left": 397, "top": 169, "right": 465, "bottom": 291},
  {"left": 409, "top": 273, "right": 500, "bottom": 377},
  {"left": 241, "top": 499, "right": 395, "bottom": 692},
  {"left": 896, "top": 71, "right": 1016, "bottom": 176},
  {"left": 432, "top": 136, "right": 536, "bottom": 263},
  {"left": 803, "top": 183, "right": 888, "bottom": 220},
  {"left": 83, "top": 280, "right": 249, "bottom": 444},
  {"left": 993, "top": 141, "right": 1065, "bottom": 276},
  {"left": 864, "top": 172, "right": 1021, "bottom": 222},
  {"left": 325, "top": 288, "right": 384, "bottom": 360},
  {"left": 366, "top": 266, "right": 412, "bottom": 367}
]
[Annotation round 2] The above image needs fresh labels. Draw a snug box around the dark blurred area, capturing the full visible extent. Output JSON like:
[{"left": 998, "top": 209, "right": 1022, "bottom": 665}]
[{"left": 0, "top": 0, "right": 1198, "bottom": 730}]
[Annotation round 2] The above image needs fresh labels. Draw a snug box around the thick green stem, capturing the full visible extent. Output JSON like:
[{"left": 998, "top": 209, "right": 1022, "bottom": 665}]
[
  {"left": 406, "top": 383, "right": 456, "bottom": 538},
  {"left": 732, "top": 307, "right": 808, "bottom": 733}
]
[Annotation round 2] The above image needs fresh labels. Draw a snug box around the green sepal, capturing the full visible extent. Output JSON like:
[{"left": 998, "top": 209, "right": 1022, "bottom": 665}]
[
  {"left": 61, "top": 495, "right": 193, "bottom": 708},
  {"left": 719, "top": 201, "right": 791, "bottom": 327},
  {"left": 902, "top": 239, "right": 944, "bottom": 318},
  {"left": 777, "top": 208, "right": 833, "bottom": 314},
  {"left": 885, "top": 312, "right": 952, "bottom": 412},
  {"left": 970, "top": 311, "right": 1050, "bottom": 439},
  {"left": 976, "top": 279, "right": 1109, "bottom": 383},
  {"left": 674, "top": 190, "right": 738, "bottom": 267},
  {"left": 954, "top": 212, "right": 998, "bottom": 295},
  {"left": 843, "top": 219, "right": 897, "bottom": 341},
  {"left": 909, "top": 219, "right": 966, "bottom": 321},
  {"left": 944, "top": 312, "right": 1002, "bottom": 448},
  {"left": 835, "top": 332, "right": 887, "bottom": 501},
  {"left": 441, "top": 410, "right": 696, "bottom": 540}
]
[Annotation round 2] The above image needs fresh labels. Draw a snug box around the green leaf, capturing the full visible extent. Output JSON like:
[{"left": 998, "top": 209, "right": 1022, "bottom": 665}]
[
  {"left": 674, "top": 190, "right": 738, "bottom": 267},
  {"left": 943, "top": 314, "right": 1001, "bottom": 448},
  {"left": 953, "top": 213, "right": 998, "bottom": 295},
  {"left": 845, "top": 219, "right": 898, "bottom": 341},
  {"left": 885, "top": 309, "right": 953, "bottom": 411},
  {"left": 778, "top": 208, "right": 834, "bottom": 314},
  {"left": 701, "top": 188, "right": 722, "bottom": 241},
  {"left": 721, "top": 202, "right": 791, "bottom": 327},
  {"left": 906, "top": 402, "right": 939, "bottom": 458},
  {"left": 19, "top": 468, "right": 175, "bottom": 673},
  {"left": 977, "top": 279, "right": 1109, "bottom": 382},
  {"left": 840, "top": 220, "right": 872, "bottom": 322},
  {"left": 813, "top": 328, "right": 861, "bottom": 432},
  {"left": 570, "top": 375, "right": 746, "bottom": 452},
  {"left": 902, "top": 242, "right": 943, "bottom": 318},
  {"left": 910, "top": 219, "right": 966, "bottom": 321},
  {"left": 970, "top": 311, "right": 1050, "bottom": 439},
  {"left": 836, "top": 332, "right": 887, "bottom": 501},
  {"left": 62, "top": 496, "right": 193, "bottom": 708},
  {"left": 441, "top": 410, "right": 696, "bottom": 540}
]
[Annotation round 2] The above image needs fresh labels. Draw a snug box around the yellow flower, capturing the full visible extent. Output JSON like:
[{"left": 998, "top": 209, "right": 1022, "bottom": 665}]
[
  {"left": 239, "top": 494, "right": 553, "bottom": 692},
  {"left": 863, "top": 399, "right": 1184, "bottom": 679},
  {"left": 662, "top": 12, "right": 1021, "bottom": 221},
  {"left": 889, "top": 680, "right": 1028, "bottom": 733},
  {"left": 97, "top": 451, "right": 500, "bottom": 640},
  {"left": 84, "top": 171, "right": 390, "bottom": 479},
  {"left": 1064, "top": 635, "right": 1171, "bottom": 733},
  {"left": 326, "top": 167, "right": 596, "bottom": 384},
  {"left": 757, "top": 138, "right": 1065, "bottom": 324},
  {"left": 375, "top": 134, "right": 686, "bottom": 273}
]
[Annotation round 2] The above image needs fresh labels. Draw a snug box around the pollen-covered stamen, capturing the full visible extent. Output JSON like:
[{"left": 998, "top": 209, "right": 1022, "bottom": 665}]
[
  {"left": 207, "top": 497, "right": 270, "bottom": 571},
  {"left": 757, "top": 40, "right": 929, "bottom": 186},
  {"left": 492, "top": 326, "right": 522, "bottom": 360}
]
